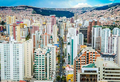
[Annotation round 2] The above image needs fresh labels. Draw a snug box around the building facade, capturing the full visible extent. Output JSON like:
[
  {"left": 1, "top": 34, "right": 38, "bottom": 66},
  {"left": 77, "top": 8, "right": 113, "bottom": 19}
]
[
  {"left": 0, "top": 41, "right": 24, "bottom": 81},
  {"left": 74, "top": 47, "right": 100, "bottom": 82},
  {"left": 24, "top": 39, "right": 33, "bottom": 79},
  {"left": 77, "top": 32, "right": 84, "bottom": 45},
  {"left": 96, "top": 57, "right": 120, "bottom": 81},
  {"left": 101, "top": 28, "right": 111, "bottom": 53},
  {"left": 34, "top": 46, "right": 56, "bottom": 81},
  {"left": 92, "top": 25, "right": 102, "bottom": 49},
  {"left": 87, "top": 20, "right": 101, "bottom": 44}
]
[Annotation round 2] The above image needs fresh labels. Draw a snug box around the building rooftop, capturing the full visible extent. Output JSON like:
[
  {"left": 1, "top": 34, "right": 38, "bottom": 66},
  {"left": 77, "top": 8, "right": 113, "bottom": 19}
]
[
  {"left": 103, "top": 61, "right": 119, "bottom": 68},
  {"left": 82, "top": 47, "right": 96, "bottom": 53},
  {"left": 93, "top": 25, "right": 102, "bottom": 28},
  {"left": 82, "top": 63, "right": 97, "bottom": 68}
]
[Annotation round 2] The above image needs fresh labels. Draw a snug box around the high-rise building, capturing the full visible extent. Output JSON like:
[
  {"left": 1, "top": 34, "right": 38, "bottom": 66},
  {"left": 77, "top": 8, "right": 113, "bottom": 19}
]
[
  {"left": 10, "top": 25, "right": 13, "bottom": 37},
  {"left": 95, "top": 36, "right": 101, "bottom": 52},
  {"left": 30, "top": 26, "right": 39, "bottom": 34},
  {"left": 117, "top": 36, "right": 120, "bottom": 66},
  {"left": 6, "top": 24, "right": 10, "bottom": 35},
  {"left": 34, "top": 46, "right": 56, "bottom": 81},
  {"left": 107, "top": 35, "right": 118, "bottom": 54},
  {"left": 67, "top": 28, "right": 77, "bottom": 65},
  {"left": 50, "top": 15, "right": 56, "bottom": 33},
  {"left": 77, "top": 57, "right": 120, "bottom": 82},
  {"left": 16, "top": 26, "right": 20, "bottom": 41},
  {"left": 52, "top": 24, "right": 57, "bottom": 44},
  {"left": 87, "top": 20, "right": 101, "bottom": 44},
  {"left": 40, "top": 33, "right": 53, "bottom": 48},
  {"left": 112, "top": 27, "right": 120, "bottom": 36},
  {"left": 101, "top": 28, "right": 111, "bottom": 53},
  {"left": 96, "top": 57, "right": 120, "bottom": 82},
  {"left": 32, "top": 30, "right": 40, "bottom": 52},
  {"left": 6, "top": 16, "right": 15, "bottom": 24},
  {"left": 77, "top": 32, "right": 84, "bottom": 45},
  {"left": 0, "top": 41, "right": 24, "bottom": 81},
  {"left": 77, "top": 63, "right": 98, "bottom": 82},
  {"left": 111, "top": 35, "right": 118, "bottom": 54},
  {"left": 46, "top": 23, "right": 52, "bottom": 35},
  {"left": 24, "top": 39, "right": 33, "bottom": 79},
  {"left": 9, "top": 25, "right": 21, "bottom": 41},
  {"left": 92, "top": 25, "right": 102, "bottom": 49},
  {"left": 74, "top": 47, "right": 100, "bottom": 82}
]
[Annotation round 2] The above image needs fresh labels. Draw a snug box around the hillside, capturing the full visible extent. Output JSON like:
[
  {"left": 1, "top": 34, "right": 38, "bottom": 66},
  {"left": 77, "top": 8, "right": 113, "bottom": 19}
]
[
  {"left": 0, "top": 3, "right": 120, "bottom": 18},
  {"left": 0, "top": 6, "right": 74, "bottom": 18}
]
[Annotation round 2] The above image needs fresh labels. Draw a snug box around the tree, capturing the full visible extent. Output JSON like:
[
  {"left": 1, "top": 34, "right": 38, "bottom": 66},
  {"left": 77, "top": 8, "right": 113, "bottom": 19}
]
[
  {"left": 62, "top": 76, "right": 66, "bottom": 82},
  {"left": 1, "top": 21, "right": 5, "bottom": 25},
  {"left": 56, "top": 76, "right": 60, "bottom": 81},
  {"left": 32, "top": 10, "right": 37, "bottom": 14},
  {"left": 1, "top": 21, "right": 6, "bottom": 31}
]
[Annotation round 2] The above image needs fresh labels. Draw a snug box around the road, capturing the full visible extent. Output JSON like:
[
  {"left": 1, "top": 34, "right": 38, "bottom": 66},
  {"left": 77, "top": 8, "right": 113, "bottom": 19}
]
[{"left": 58, "top": 23, "right": 63, "bottom": 82}]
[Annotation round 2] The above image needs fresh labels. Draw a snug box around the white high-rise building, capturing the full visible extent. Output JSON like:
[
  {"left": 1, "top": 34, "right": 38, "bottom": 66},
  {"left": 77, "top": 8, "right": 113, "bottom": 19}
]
[
  {"left": 24, "top": 39, "right": 33, "bottom": 79},
  {"left": 0, "top": 41, "right": 24, "bottom": 81},
  {"left": 101, "top": 28, "right": 111, "bottom": 53},
  {"left": 52, "top": 24, "right": 57, "bottom": 44},
  {"left": 96, "top": 57, "right": 120, "bottom": 82},
  {"left": 117, "top": 37, "right": 120, "bottom": 66},
  {"left": 66, "top": 33, "right": 71, "bottom": 64},
  {"left": 34, "top": 45, "right": 56, "bottom": 81},
  {"left": 47, "top": 23, "right": 52, "bottom": 35},
  {"left": 67, "top": 28, "right": 77, "bottom": 65},
  {"left": 111, "top": 35, "right": 118, "bottom": 54},
  {"left": 92, "top": 25, "right": 102, "bottom": 49},
  {"left": 112, "top": 27, "right": 120, "bottom": 36},
  {"left": 77, "top": 32, "right": 84, "bottom": 45}
]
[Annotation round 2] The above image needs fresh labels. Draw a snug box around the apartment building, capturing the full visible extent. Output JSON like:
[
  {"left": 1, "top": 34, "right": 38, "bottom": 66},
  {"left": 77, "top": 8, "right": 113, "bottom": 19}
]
[
  {"left": 66, "top": 28, "right": 77, "bottom": 65},
  {"left": 34, "top": 46, "right": 56, "bottom": 81},
  {"left": 0, "top": 41, "right": 24, "bottom": 81},
  {"left": 40, "top": 33, "right": 53, "bottom": 48},
  {"left": 101, "top": 28, "right": 111, "bottom": 53},
  {"left": 112, "top": 27, "right": 120, "bottom": 36},
  {"left": 77, "top": 32, "right": 84, "bottom": 45},
  {"left": 87, "top": 20, "right": 101, "bottom": 44},
  {"left": 96, "top": 57, "right": 120, "bottom": 82},
  {"left": 92, "top": 25, "right": 102, "bottom": 49},
  {"left": 74, "top": 47, "right": 100, "bottom": 82},
  {"left": 77, "top": 63, "right": 98, "bottom": 82},
  {"left": 24, "top": 39, "right": 33, "bottom": 79}
]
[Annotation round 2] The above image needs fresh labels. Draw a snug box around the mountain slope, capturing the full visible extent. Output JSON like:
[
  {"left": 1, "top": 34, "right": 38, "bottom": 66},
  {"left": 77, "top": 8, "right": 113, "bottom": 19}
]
[{"left": 0, "top": 6, "right": 74, "bottom": 18}]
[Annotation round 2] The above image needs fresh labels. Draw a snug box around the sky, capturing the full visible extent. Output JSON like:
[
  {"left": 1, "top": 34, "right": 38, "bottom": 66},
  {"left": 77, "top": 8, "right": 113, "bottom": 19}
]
[{"left": 0, "top": 0, "right": 120, "bottom": 8}]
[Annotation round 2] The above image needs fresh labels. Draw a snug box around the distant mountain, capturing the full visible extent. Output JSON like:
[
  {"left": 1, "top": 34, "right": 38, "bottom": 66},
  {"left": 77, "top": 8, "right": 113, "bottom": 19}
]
[
  {"left": 0, "top": 3, "right": 120, "bottom": 17},
  {"left": 93, "top": 3, "right": 120, "bottom": 10},
  {"left": 49, "top": 3, "right": 120, "bottom": 14},
  {"left": 0, "top": 6, "right": 74, "bottom": 18}
]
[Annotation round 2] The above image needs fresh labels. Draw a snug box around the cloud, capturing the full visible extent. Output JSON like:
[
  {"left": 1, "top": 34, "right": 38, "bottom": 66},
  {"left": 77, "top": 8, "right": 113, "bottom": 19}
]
[
  {"left": 73, "top": 3, "right": 92, "bottom": 8},
  {"left": 95, "top": 4, "right": 104, "bottom": 7}
]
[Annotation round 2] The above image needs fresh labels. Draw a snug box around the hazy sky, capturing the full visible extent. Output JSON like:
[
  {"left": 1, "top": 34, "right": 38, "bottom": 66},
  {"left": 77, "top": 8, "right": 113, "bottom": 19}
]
[{"left": 0, "top": 0, "right": 120, "bottom": 8}]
